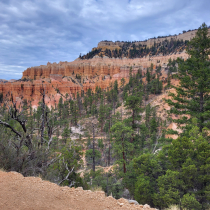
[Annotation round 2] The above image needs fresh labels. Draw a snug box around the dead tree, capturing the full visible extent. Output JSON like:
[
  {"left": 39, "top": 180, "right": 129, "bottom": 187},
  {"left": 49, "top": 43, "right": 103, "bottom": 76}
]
[
  {"left": 39, "top": 86, "right": 61, "bottom": 149},
  {"left": 2, "top": 94, "right": 32, "bottom": 149},
  {"left": 45, "top": 109, "right": 58, "bottom": 150},
  {"left": 58, "top": 157, "right": 75, "bottom": 187},
  {"left": 40, "top": 86, "right": 46, "bottom": 146},
  {"left": 0, "top": 92, "right": 57, "bottom": 176}
]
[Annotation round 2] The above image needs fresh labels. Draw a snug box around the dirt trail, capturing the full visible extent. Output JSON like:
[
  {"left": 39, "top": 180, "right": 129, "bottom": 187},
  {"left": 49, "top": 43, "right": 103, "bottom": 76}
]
[{"left": 0, "top": 171, "right": 157, "bottom": 210}]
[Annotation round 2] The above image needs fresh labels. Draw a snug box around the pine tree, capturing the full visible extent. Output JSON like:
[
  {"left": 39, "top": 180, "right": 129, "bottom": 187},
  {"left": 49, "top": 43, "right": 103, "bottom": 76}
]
[
  {"left": 146, "top": 68, "right": 151, "bottom": 83},
  {"left": 121, "top": 78, "right": 125, "bottom": 90},
  {"left": 111, "top": 122, "right": 133, "bottom": 173},
  {"left": 124, "top": 94, "right": 143, "bottom": 131},
  {"left": 70, "top": 100, "right": 79, "bottom": 125},
  {"left": 114, "top": 80, "right": 118, "bottom": 94},
  {"left": 98, "top": 99, "right": 106, "bottom": 132},
  {"left": 166, "top": 23, "right": 210, "bottom": 133}
]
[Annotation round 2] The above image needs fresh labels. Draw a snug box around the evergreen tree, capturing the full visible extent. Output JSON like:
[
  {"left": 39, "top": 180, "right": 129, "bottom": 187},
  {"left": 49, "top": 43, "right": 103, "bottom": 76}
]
[
  {"left": 166, "top": 23, "right": 210, "bottom": 133},
  {"left": 114, "top": 80, "right": 118, "bottom": 94},
  {"left": 98, "top": 99, "right": 106, "bottom": 132},
  {"left": 120, "top": 78, "right": 125, "bottom": 90},
  {"left": 124, "top": 94, "right": 143, "bottom": 148},
  {"left": 154, "top": 124, "right": 210, "bottom": 210},
  {"left": 62, "top": 127, "right": 71, "bottom": 144},
  {"left": 58, "top": 96, "right": 63, "bottom": 117},
  {"left": 146, "top": 68, "right": 151, "bottom": 83},
  {"left": 70, "top": 100, "right": 79, "bottom": 125},
  {"left": 111, "top": 122, "right": 133, "bottom": 173}
]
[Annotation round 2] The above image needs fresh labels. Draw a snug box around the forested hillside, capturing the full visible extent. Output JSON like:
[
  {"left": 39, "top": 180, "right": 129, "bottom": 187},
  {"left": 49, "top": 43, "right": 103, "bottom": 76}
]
[
  {"left": 81, "top": 38, "right": 188, "bottom": 59},
  {"left": 80, "top": 27, "right": 210, "bottom": 60},
  {"left": 0, "top": 23, "right": 210, "bottom": 210}
]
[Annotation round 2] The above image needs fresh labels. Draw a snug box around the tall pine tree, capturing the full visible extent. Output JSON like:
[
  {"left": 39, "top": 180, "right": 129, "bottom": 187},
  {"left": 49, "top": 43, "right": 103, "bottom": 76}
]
[{"left": 166, "top": 23, "right": 210, "bottom": 133}]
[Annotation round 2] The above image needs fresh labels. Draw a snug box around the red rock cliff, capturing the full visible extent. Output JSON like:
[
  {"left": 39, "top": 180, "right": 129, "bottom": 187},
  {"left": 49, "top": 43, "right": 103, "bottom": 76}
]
[
  {"left": 22, "top": 53, "right": 189, "bottom": 80},
  {"left": 1, "top": 49, "right": 190, "bottom": 108}
]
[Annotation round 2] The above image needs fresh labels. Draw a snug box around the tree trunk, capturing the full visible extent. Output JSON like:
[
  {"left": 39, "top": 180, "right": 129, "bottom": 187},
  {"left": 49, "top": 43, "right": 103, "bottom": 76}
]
[
  {"left": 40, "top": 88, "right": 45, "bottom": 146},
  {"left": 108, "top": 111, "right": 111, "bottom": 166},
  {"left": 122, "top": 138, "right": 126, "bottom": 173},
  {"left": 108, "top": 135, "right": 111, "bottom": 166},
  {"left": 113, "top": 101, "right": 115, "bottom": 115},
  {"left": 92, "top": 123, "right": 95, "bottom": 175},
  {"left": 130, "top": 110, "right": 135, "bottom": 143},
  {"left": 199, "top": 91, "right": 204, "bottom": 132}
]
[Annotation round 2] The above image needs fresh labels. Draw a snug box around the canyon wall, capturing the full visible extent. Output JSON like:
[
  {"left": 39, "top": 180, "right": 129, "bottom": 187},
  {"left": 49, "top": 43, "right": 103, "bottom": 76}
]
[
  {"left": 22, "top": 58, "right": 122, "bottom": 80},
  {"left": 22, "top": 52, "right": 188, "bottom": 80},
  {"left": 0, "top": 52, "right": 188, "bottom": 108},
  {"left": 0, "top": 79, "right": 82, "bottom": 108}
]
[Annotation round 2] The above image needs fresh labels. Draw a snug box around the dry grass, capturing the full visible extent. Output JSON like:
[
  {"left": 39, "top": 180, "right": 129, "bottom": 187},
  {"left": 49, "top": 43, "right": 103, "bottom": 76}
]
[
  {"left": 90, "top": 186, "right": 103, "bottom": 192},
  {"left": 164, "top": 204, "right": 210, "bottom": 210},
  {"left": 164, "top": 205, "right": 180, "bottom": 210}
]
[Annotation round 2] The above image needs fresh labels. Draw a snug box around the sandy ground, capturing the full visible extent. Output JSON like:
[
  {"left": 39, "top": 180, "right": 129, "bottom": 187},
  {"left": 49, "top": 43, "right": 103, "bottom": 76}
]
[{"left": 0, "top": 171, "right": 157, "bottom": 210}]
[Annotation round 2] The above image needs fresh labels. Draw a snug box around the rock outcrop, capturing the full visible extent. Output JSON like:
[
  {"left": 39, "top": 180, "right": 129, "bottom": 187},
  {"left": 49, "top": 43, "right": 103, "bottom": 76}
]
[
  {"left": 0, "top": 51, "right": 190, "bottom": 108},
  {"left": 22, "top": 53, "right": 189, "bottom": 80}
]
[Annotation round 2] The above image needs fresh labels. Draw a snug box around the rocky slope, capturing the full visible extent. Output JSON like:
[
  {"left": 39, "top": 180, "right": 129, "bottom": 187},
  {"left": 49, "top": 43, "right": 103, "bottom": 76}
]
[{"left": 0, "top": 170, "right": 157, "bottom": 210}]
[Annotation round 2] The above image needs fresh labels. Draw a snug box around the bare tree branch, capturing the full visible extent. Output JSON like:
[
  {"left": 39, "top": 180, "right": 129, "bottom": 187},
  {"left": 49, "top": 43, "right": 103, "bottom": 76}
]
[
  {"left": 0, "top": 120, "right": 22, "bottom": 137},
  {"left": 152, "top": 129, "right": 161, "bottom": 154},
  {"left": 7, "top": 97, "right": 27, "bottom": 133},
  {"left": 59, "top": 158, "right": 74, "bottom": 186},
  {"left": 47, "top": 153, "right": 61, "bottom": 167}
]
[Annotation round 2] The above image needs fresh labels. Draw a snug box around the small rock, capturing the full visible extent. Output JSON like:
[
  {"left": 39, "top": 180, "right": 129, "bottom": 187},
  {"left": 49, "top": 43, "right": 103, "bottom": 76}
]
[
  {"left": 76, "top": 187, "right": 83, "bottom": 191},
  {"left": 118, "top": 202, "right": 124, "bottom": 206},
  {"left": 143, "top": 204, "right": 151, "bottom": 209},
  {"left": 117, "top": 198, "right": 129, "bottom": 204},
  {"left": 129, "top": 200, "right": 139, "bottom": 205},
  {"left": 119, "top": 203, "right": 124, "bottom": 207}
]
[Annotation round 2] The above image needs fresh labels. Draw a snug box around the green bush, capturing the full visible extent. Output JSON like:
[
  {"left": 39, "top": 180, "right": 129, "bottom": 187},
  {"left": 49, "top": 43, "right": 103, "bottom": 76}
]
[{"left": 181, "top": 194, "right": 202, "bottom": 210}]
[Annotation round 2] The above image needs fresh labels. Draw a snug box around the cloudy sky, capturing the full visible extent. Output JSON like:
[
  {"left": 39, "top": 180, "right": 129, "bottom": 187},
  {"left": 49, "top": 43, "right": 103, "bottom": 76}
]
[{"left": 0, "top": 0, "right": 209, "bottom": 80}]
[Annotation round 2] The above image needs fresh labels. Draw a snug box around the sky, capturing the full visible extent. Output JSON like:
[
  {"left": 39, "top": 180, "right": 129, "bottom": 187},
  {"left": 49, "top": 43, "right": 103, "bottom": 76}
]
[{"left": 0, "top": 0, "right": 209, "bottom": 80}]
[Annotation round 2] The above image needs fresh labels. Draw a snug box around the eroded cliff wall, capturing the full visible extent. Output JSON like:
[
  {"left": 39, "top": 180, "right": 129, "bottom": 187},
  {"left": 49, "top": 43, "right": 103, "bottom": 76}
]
[{"left": 22, "top": 52, "right": 188, "bottom": 80}]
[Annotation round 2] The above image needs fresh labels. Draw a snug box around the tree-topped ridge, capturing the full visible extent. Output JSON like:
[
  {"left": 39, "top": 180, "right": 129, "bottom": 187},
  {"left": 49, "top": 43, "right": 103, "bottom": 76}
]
[
  {"left": 98, "top": 28, "right": 210, "bottom": 49},
  {"left": 79, "top": 28, "right": 210, "bottom": 60}
]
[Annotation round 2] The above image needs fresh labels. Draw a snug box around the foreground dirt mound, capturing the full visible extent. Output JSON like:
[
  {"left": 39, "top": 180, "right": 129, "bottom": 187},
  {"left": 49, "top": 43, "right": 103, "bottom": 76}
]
[{"left": 0, "top": 171, "right": 157, "bottom": 210}]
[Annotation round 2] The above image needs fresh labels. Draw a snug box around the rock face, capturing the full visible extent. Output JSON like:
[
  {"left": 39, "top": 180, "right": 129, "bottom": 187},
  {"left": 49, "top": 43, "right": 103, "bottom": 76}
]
[
  {"left": 22, "top": 58, "right": 122, "bottom": 80},
  {"left": 22, "top": 53, "right": 189, "bottom": 80},
  {"left": 0, "top": 52, "right": 189, "bottom": 108},
  {"left": 0, "top": 79, "right": 82, "bottom": 108}
]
